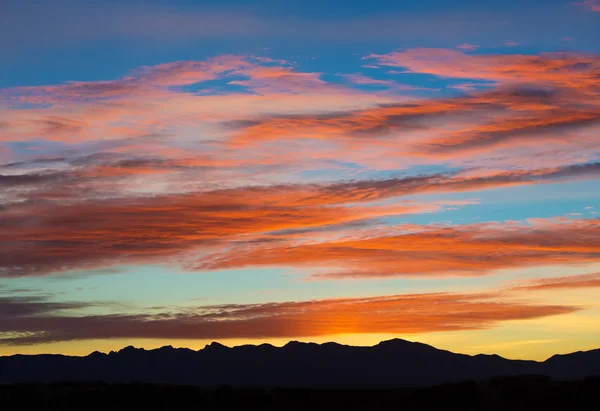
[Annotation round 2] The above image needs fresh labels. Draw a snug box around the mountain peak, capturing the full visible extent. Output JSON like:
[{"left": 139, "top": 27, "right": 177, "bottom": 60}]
[
  {"left": 374, "top": 339, "right": 439, "bottom": 354},
  {"left": 283, "top": 341, "right": 320, "bottom": 349},
  {"left": 376, "top": 338, "right": 423, "bottom": 349},
  {"left": 118, "top": 346, "right": 144, "bottom": 354},
  {"left": 204, "top": 341, "right": 229, "bottom": 351},
  {"left": 377, "top": 338, "right": 412, "bottom": 345}
]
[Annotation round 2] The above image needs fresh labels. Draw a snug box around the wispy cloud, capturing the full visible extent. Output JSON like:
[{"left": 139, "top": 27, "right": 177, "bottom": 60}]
[
  {"left": 0, "top": 179, "right": 479, "bottom": 277},
  {"left": 195, "top": 218, "right": 600, "bottom": 279},
  {"left": 0, "top": 290, "right": 577, "bottom": 345},
  {"left": 512, "top": 272, "right": 600, "bottom": 291},
  {"left": 367, "top": 48, "right": 600, "bottom": 89},
  {"left": 229, "top": 50, "right": 600, "bottom": 169},
  {"left": 2, "top": 160, "right": 598, "bottom": 277},
  {"left": 2, "top": 50, "right": 599, "bottom": 282},
  {"left": 456, "top": 44, "right": 479, "bottom": 51}
]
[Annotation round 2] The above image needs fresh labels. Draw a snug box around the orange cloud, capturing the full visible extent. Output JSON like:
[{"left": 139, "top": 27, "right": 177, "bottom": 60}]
[
  {"left": 417, "top": 109, "right": 600, "bottom": 157},
  {"left": 1, "top": 180, "right": 472, "bottom": 276},
  {"left": 368, "top": 49, "right": 600, "bottom": 91},
  {"left": 2, "top": 51, "right": 600, "bottom": 281},
  {"left": 4, "top": 51, "right": 600, "bottom": 179},
  {"left": 5, "top": 152, "right": 596, "bottom": 208},
  {"left": 0, "top": 291, "right": 577, "bottom": 344},
  {"left": 230, "top": 98, "right": 465, "bottom": 145},
  {"left": 1, "top": 159, "right": 598, "bottom": 277},
  {"left": 228, "top": 49, "right": 600, "bottom": 169},
  {"left": 195, "top": 218, "right": 600, "bottom": 278},
  {"left": 1, "top": 53, "right": 385, "bottom": 146}
]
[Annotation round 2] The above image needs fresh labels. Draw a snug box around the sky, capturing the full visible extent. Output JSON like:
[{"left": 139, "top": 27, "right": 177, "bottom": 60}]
[{"left": 0, "top": 0, "right": 599, "bottom": 360}]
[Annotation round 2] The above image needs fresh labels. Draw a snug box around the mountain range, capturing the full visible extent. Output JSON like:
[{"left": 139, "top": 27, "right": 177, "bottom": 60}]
[{"left": 1, "top": 339, "right": 599, "bottom": 387}]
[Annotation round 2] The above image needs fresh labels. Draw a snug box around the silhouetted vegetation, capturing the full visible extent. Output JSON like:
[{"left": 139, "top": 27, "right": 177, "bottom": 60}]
[{"left": 1, "top": 377, "right": 599, "bottom": 411}]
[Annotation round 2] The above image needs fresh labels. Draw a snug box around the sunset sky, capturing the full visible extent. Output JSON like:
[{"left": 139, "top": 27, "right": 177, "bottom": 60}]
[{"left": 1, "top": 0, "right": 599, "bottom": 360}]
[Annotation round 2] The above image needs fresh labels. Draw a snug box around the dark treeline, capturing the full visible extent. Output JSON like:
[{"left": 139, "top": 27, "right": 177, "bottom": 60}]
[{"left": 1, "top": 376, "right": 599, "bottom": 411}]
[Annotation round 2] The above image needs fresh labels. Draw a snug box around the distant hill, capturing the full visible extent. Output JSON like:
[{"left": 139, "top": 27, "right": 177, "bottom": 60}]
[{"left": 1, "top": 339, "right": 598, "bottom": 387}]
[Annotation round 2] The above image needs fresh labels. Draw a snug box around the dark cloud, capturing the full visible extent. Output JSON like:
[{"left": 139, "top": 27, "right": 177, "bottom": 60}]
[
  {"left": 0, "top": 172, "right": 73, "bottom": 189},
  {"left": 313, "top": 161, "right": 600, "bottom": 202},
  {"left": 540, "top": 162, "right": 600, "bottom": 179},
  {"left": 0, "top": 291, "right": 578, "bottom": 345},
  {"left": 0, "top": 296, "right": 87, "bottom": 318},
  {"left": 424, "top": 111, "right": 600, "bottom": 156}
]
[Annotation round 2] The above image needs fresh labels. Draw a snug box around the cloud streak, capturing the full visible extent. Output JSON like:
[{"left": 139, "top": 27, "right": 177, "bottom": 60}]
[
  {"left": 367, "top": 49, "right": 600, "bottom": 90},
  {"left": 1, "top": 49, "right": 599, "bottom": 284},
  {"left": 0, "top": 290, "right": 577, "bottom": 345},
  {"left": 513, "top": 272, "right": 600, "bottom": 291},
  {"left": 230, "top": 50, "right": 600, "bottom": 170},
  {"left": 1, "top": 161, "right": 598, "bottom": 277},
  {"left": 196, "top": 218, "right": 600, "bottom": 279},
  {"left": 0, "top": 181, "right": 475, "bottom": 276}
]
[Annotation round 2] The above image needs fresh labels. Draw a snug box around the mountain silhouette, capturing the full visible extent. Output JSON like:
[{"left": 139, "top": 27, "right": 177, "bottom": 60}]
[{"left": 1, "top": 339, "right": 598, "bottom": 387}]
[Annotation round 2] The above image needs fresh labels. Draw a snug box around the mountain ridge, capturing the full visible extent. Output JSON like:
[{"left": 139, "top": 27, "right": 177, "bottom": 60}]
[{"left": 1, "top": 339, "right": 598, "bottom": 387}]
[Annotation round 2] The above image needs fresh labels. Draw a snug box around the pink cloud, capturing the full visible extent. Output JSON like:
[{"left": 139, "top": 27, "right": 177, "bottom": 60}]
[
  {"left": 367, "top": 48, "right": 600, "bottom": 90},
  {"left": 340, "top": 73, "right": 394, "bottom": 86}
]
